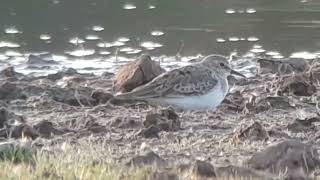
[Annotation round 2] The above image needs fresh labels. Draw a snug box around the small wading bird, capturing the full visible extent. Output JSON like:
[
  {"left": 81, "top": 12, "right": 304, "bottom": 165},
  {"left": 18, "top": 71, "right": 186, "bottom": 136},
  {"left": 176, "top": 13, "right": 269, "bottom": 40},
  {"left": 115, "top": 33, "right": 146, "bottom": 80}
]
[{"left": 113, "top": 54, "right": 245, "bottom": 111}]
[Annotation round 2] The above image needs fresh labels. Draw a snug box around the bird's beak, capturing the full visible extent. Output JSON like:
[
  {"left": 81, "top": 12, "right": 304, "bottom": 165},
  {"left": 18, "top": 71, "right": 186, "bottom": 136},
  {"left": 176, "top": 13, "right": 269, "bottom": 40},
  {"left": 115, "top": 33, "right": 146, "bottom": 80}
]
[{"left": 230, "top": 69, "right": 246, "bottom": 78}]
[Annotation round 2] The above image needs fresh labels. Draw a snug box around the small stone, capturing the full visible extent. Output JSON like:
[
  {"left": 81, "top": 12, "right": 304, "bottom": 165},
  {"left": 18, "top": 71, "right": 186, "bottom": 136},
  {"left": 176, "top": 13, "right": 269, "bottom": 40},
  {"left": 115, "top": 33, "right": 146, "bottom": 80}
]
[
  {"left": 0, "top": 82, "right": 25, "bottom": 100},
  {"left": 109, "top": 117, "right": 142, "bottom": 129},
  {"left": 33, "top": 120, "right": 65, "bottom": 138},
  {"left": 0, "top": 108, "right": 8, "bottom": 128},
  {"left": 233, "top": 121, "right": 269, "bottom": 142},
  {"left": 9, "top": 124, "right": 39, "bottom": 140},
  {"left": 222, "top": 91, "right": 246, "bottom": 111},
  {"left": 247, "top": 140, "right": 320, "bottom": 179},
  {"left": 144, "top": 109, "right": 180, "bottom": 132},
  {"left": 126, "top": 151, "right": 167, "bottom": 167},
  {"left": 138, "top": 126, "right": 160, "bottom": 139},
  {"left": 246, "top": 95, "right": 295, "bottom": 113},
  {"left": 48, "top": 87, "right": 97, "bottom": 106},
  {"left": 101, "top": 71, "right": 114, "bottom": 78},
  {"left": 113, "top": 54, "right": 165, "bottom": 93},
  {"left": 191, "top": 160, "right": 216, "bottom": 179},
  {"left": 0, "top": 66, "right": 19, "bottom": 80},
  {"left": 91, "top": 89, "right": 113, "bottom": 104},
  {"left": 27, "top": 54, "right": 58, "bottom": 65},
  {"left": 267, "top": 96, "right": 293, "bottom": 109},
  {"left": 257, "top": 58, "right": 309, "bottom": 74},
  {"left": 47, "top": 68, "right": 78, "bottom": 81},
  {"left": 287, "top": 117, "right": 320, "bottom": 133},
  {"left": 311, "top": 63, "right": 320, "bottom": 83},
  {"left": 280, "top": 75, "right": 316, "bottom": 96},
  {"left": 84, "top": 123, "right": 107, "bottom": 134}
]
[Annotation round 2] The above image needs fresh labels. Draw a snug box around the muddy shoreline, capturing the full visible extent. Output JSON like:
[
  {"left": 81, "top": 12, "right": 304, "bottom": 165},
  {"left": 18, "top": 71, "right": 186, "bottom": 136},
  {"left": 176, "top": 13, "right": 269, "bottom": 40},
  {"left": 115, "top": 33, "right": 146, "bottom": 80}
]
[{"left": 0, "top": 56, "right": 320, "bottom": 179}]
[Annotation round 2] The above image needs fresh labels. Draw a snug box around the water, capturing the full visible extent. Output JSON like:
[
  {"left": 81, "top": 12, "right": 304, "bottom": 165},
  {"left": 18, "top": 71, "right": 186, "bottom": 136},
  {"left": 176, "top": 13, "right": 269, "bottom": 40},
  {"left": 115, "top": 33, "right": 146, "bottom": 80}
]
[{"left": 0, "top": 0, "right": 320, "bottom": 76}]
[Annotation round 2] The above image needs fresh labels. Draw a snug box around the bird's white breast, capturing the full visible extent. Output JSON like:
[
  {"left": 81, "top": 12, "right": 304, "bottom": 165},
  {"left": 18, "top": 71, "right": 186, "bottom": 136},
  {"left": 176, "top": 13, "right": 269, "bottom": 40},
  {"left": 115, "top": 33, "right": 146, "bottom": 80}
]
[{"left": 162, "top": 82, "right": 227, "bottom": 110}]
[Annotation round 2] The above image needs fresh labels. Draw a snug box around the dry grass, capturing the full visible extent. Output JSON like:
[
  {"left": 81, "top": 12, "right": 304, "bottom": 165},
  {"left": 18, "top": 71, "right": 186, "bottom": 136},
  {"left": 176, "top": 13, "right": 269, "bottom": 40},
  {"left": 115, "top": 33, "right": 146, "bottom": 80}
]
[
  {"left": 0, "top": 140, "right": 279, "bottom": 180},
  {"left": 0, "top": 147, "right": 148, "bottom": 180}
]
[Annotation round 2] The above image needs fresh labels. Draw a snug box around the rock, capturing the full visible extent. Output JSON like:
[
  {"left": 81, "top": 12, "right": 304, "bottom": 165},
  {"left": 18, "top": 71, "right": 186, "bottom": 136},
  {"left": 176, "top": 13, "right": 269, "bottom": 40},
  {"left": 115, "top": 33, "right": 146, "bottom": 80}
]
[
  {"left": 267, "top": 96, "right": 294, "bottom": 109},
  {"left": 0, "top": 66, "right": 20, "bottom": 80},
  {"left": 147, "top": 171, "right": 179, "bottom": 180},
  {"left": 46, "top": 68, "right": 79, "bottom": 81},
  {"left": 47, "top": 87, "right": 97, "bottom": 106},
  {"left": 11, "top": 124, "right": 39, "bottom": 140},
  {"left": 91, "top": 89, "right": 113, "bottom": 104},
  {"left": 33, "top": 120, "right": 65, "bottom": 138},
  {"left": 257, "top": 58, "right": 309, "bottom": 74},
  {"left": 113, "top": 54, "right": 165, "bottom": 93},
  {"left": 310, "top": 62, "right": 320, "bottom": 83},
  {"left": 245, "top": 94, "right": 270, "bottom": 113},
  {"left": 138, "top": 126, "right": 160, "bottom": 139},
  {"left": 27, "top": 54, "right": 58, "bottom": 65},
  {"left": 268, "top": 129, "right": 291, "bottom": 139},
  {"left": 287, "top": 117, "right": 320, "bottom": 133},
  {"left": 246, "top": 95, "right": 295, "bottom": 113},
  {"left": 0, "top": 124, "right": 39, "bottom": 140},
  {"left": 27, "top": 54, "right": 59, "bottom": 71},
  {"left": 247, "top": 140, "right": 320, "bottom": 179},
  {"left": 222, "top": 91, "right": 246, "bottom": 111},
  {"left": 126, "top": 151, "right": 167, "bottom": 167},
  {"left": 0, "top": 82, "right": 26, "bottom": 100},
  {"left": 101, "top": 71, "right": 114, "bottom": 78},
  {"left": 280, "top": 75, "right": 316, "bottom": 96},
  {"left": 257, "top": 96, "right": 294, "bottom": 110},
  {"left": 191, "top": 160, "right": 216, "bottom": 180},
  {"left": 56, "top": 75, "right": 88, "bottom": 88},
  {"left": 0, "top": 108, "right": 8, "bottom": 128},
  {"left": 233, "top": 121, "right": 269, "bottom": 142},
  {"left": 144, "top": 109, "right": 180, "bottom": 132}
]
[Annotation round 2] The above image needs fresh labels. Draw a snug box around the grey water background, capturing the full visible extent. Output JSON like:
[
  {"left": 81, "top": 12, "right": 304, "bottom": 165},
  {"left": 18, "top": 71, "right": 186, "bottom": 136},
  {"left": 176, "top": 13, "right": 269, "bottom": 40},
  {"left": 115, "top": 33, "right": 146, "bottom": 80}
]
[{"left": 0, "top": 0, "right": 320, "bottom": 75}]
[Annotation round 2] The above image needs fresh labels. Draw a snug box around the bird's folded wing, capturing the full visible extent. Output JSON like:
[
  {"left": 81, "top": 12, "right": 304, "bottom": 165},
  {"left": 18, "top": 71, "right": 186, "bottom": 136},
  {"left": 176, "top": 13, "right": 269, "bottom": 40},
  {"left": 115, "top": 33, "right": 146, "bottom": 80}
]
[{"left": 115, "top": 65, "right": 218, "bottom": 99}]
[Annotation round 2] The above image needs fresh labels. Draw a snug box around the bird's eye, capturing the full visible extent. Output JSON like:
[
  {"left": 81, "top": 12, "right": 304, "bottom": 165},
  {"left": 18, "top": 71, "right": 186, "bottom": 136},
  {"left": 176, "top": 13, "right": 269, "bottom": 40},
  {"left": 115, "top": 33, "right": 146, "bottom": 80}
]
[{"left": 220, "top": 63, "right": 224, "bottom": 67}]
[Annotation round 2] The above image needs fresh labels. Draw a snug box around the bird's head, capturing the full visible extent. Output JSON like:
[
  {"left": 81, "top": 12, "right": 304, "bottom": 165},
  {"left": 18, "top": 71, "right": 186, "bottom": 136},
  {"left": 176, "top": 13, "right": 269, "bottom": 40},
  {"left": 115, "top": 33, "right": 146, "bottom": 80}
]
[{"left": 200, "top": 54, "right": 245, "bottom": 78}]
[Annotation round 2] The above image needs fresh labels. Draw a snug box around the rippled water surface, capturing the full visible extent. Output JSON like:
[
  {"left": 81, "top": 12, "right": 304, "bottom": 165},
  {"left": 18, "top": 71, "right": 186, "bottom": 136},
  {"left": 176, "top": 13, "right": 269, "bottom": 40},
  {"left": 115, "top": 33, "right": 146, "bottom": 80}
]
[{"left": 0, "top": 0, "right": 320, "bottom": 75}]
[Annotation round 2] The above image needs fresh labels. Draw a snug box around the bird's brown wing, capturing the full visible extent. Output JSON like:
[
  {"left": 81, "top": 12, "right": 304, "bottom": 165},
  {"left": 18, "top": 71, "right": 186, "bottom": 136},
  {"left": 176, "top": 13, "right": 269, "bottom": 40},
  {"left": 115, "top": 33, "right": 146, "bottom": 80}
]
[{"left": 115, "top": 65, "right": 218, "bottom": 99}]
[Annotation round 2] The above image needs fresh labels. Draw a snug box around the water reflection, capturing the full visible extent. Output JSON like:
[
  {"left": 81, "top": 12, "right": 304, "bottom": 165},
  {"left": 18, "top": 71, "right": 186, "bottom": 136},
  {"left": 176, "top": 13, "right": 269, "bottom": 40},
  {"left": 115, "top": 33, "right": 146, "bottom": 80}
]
[
  {"left": 123, "top": 3, "right": 136, "bottom": 10},
  {"left": 69, "top": 37, "right": 85, "bottom": 45},
  {"left": 92, "top": 25, "right": 104, "bottom": 32},
  {"left": 40, "top": 34, "right": 51, "bottom": 40},
  {"left": 140, "top": 41, "right": 163, "bottom": 50},
  {"left": 290, "top": 52, "right": 317, "bottom": 59},
  {"left": 85, "top": 35, "right": 100, "bottom": 40},
  {"left": 117, "top": 37, "right": 130, "bottom": 42},
  {"left": 0, "top": 41, "right": 20, "bottom": 48},
  {"left": 66, "top": 49, "right": 95, "bottom": 57},
  {"left": 4, "top": 27, "right": 22, "bottom": 34},
  {"left": 151, "top": 30, "right": 165, "bottom": 36},
  {"left": 0, "top": 0, "right": 319, "bottom": 76}
]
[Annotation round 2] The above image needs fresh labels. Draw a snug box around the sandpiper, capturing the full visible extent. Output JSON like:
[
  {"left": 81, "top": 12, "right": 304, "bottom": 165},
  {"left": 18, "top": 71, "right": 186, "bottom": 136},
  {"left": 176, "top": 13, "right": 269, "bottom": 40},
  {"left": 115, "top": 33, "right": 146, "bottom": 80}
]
[{"left": 114, "top": 54, "right": 245, "bottom": 110}]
